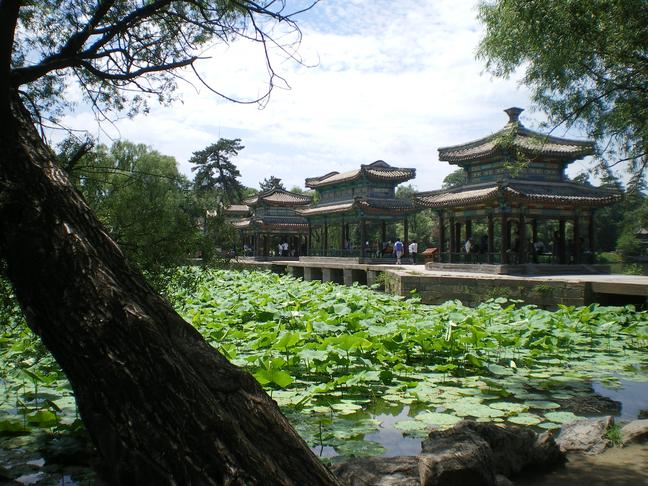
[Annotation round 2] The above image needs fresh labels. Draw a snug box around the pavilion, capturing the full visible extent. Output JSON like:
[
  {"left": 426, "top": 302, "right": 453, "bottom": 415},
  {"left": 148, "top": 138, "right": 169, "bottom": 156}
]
[
  {"left": 415, "top": 108, "right": 620, "bottom": 272},
  {"left": 225, "top": 188, "right": 312, "bottom": 259},
  {"left": 298, "top": 160, "right": 420, "bottom": 261}
]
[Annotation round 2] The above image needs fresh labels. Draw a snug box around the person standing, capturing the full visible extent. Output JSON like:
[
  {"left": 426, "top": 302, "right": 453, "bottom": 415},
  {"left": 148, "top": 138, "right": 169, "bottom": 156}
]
[
  {"left": 409, "top": 240, "right": 418, "bottom": 264},
  {"left": 394, "top": 238, "right": 404, "bottom": 264}
]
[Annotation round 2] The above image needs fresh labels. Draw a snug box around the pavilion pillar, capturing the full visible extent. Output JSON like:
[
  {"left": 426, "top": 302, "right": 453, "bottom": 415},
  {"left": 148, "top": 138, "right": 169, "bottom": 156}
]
[
  {"left": 465, "top": 220, "right": 472, "bottom": 239},
  {"left": 455, "top": 221, "right": 462, "bottom": 253},
  {"left": 519, "top": 213, "right": 527, "bottom": 264},
  {"left": 559, "top": 219, "right": 566, "bottom": 264},
  {"left": 381, "top": 221, "right": 386, "bottom": 244},
  {"left": 500, "top": 213, "right": 508, "bottom": 264},
  {"left": 403, "top": 218, "right": 409, "bottom": 255},
  {"left": 531, "top": 219, "right": 538, "bottom": 243},
  {"left": 588, "top": 211, "right": 595, "bottom": 260},
  {"left": 307, "top": 223, "right": 312, "bottom": 255},
  {"left": 263, "top": 235, "right": 268, "bottom": 257},
  {"left": 487, "top": 214, "right": 494, "bottom": 264},
  {"left": 573, "top": 213, "right": 581, "bottom": 264},
  {"left": 438, "top": 212, "right": 446, "bottom": 254},
  {"left": 254, "top": 232, "right": 261, "bottom": 258},
  {"left": 361, "top": 219, "right": 367, "bottom": 259},
  {"left": 323, "top": 222, "right": 328, "bottom": 254},
  {"left": 449, "top": 216, "right": 456, "bottom": 262}
]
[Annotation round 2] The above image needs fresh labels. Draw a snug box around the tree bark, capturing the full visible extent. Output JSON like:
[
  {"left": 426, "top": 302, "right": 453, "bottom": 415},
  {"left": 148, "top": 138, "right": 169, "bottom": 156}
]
[{"left": 0, "top": 94, "right": 339, "bottom": 485}]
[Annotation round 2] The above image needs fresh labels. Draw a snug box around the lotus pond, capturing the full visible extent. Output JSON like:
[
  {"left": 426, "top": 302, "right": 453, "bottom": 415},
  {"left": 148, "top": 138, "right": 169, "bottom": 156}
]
[{"left": 1, "top": 268, "right": 648, "bottom": 476}]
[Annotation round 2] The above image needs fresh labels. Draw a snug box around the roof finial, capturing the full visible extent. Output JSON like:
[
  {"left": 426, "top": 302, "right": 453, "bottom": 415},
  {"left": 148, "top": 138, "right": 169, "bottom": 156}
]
[{"left": 504, "top": 107, "right": 524, "bottom": 125}]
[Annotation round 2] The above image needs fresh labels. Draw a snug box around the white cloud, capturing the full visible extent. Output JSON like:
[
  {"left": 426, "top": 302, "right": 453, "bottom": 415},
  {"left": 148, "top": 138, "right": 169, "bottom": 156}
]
[{"left": 56, "top": 0, "right": 592, "bottom": 193}]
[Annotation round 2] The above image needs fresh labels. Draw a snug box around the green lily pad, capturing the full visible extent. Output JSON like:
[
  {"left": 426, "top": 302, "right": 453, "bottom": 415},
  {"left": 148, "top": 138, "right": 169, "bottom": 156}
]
[
  {"left": 330, "top": 401, "right": 363, "bottom": 415},
  {"left": 448, "top": 402, "right": 505, "bottom": 418},
  {"left": 489, "top": 402, "right": 529, "bottom": 414},
  {"left": 417, "top": 411, "right": 462, "bottom": 427},
  {"left": 488, "top": 364, "right": 513, "bottom": 376},
  {"left": 335, "top": 440, "right": 386, "bottom": 457},
  {"left": 392, "top": 420, "right": 430, "bottom": 437},
  {"left": 537, "top": 422, "right": 561, "bottom": 430},
  {"left": 507, "top": 413, "right": 543, "bottom": 426},
  {"left": 524, "top": 400, "right": 561, "bottom": 410},
  {"left": 543, "top": 411, "right": 584, "bottom": 424}
]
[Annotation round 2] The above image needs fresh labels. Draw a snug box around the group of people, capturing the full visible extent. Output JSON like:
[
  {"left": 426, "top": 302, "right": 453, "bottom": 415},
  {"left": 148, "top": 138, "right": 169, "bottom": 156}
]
[
  {"left": 276, "top": 242, "right": 290, "bottom": 257},
  {"left": 463, "top": 235, "right": 489, "bottom": 255},
  {"left": 379, "top": 239, "right": 418, "bottom": 264}
]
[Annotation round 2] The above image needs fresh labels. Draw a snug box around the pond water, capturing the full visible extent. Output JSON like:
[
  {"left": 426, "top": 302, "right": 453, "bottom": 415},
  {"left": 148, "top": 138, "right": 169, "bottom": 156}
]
[
  {"left": 593, "top": 378, "right": 648, "bottom": 420},
  {"left": 311, "top": 376, "right": 648, "bottom": 459}
]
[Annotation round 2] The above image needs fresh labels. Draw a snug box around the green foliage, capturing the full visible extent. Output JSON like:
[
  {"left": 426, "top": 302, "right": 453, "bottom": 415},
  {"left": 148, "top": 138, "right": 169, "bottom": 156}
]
[
  {"left": 617, "top": 232, "right": 642, "bottom": 259},
  {"left": 396, "top": 185, "right": 437, "bottom": 244},
  {"left": 190, "top": 138, "right": 245, "bottom": 206},
  {"left": 605, "top": 423, "right": 623, "bottom": 447},
  {"left": 65, "top": 141, "right": 203, "bottom": 272},
  {"left": 259, "top": 176, "right": 286, "bottom": 192},
  {"left": 3, "top": 268, "right": 648, "bottom": 461},
  {"left": 478, "top": 0, "right": 648, "bottom": 187},
  {"left": 12, "top": 1, "right": 301, "bottom": 122},
  {"left": 442, "top": 169, "right": 466, "bottom": 189}
]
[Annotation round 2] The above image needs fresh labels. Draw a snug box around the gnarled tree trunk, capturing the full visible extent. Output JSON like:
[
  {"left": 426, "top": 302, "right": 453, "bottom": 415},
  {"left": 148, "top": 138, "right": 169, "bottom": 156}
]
[{"left": 0, "top": 93, "right": 339, "bottom": 485}]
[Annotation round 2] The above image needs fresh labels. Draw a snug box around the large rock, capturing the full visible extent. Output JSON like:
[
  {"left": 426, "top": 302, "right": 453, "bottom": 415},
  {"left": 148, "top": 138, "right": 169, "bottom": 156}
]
[
  {"left": 422, "top": 421, "right": 563, "bottom": 478},
  {"left": 419, "top": 421, "right": 564, "bottom": 485},
  {"left": 331, "top": 456, "right": 420, "bottom": 486},
  {"left": 556, "top": 416, "right": 613, "bottom": 454},
  {"left": 621, "top": 419, "right": 648, "bottom": 446},
  {"left": 419, "top": 426, "right": 496, "bottom": 486},
  {"left": 332, "top": 420, "right": 565, "bottom": 486},
  {"left": 556, "top": 393, "right": 621, "bottom": 416}
]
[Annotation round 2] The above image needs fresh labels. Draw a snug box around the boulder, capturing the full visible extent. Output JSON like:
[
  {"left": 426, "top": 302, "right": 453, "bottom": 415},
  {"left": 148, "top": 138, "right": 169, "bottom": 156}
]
[
  {"left": 495, "top": 475, "right": 514, "bottom": 486},
  {"left": 331, "top": 456, "right": 420, "bottom": 486},
  {"left": 419, "top": 421, "right": 564, "bottom": 485},
  {"left": 620, "top": 419, "right": 648, "bottom": 446},
  {"left": 419, "top": 426, "right": 495, "bottom": 486},
  {"left": 556, "top": 393, "right": 621, "bottom": 416},
  {"left": 422, "top": 421, "right": 563, "bottom": 477},
  {"left": 555, "top": 416, "right": 613, "bottom": 454}
]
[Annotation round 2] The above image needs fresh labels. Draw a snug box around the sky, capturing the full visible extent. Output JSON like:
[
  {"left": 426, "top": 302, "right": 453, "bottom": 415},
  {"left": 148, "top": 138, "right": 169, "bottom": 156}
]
[{"left": 58, "top": 0, "right": 593, "bottom": 192}]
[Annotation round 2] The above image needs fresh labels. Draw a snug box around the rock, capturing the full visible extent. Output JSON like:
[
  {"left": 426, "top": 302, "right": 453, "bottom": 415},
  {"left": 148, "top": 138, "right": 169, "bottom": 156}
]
[
  {"left": 420, "top": 426, "right": 496, "bottom": 486},
  {"left": 556, "top": 416, "right": 613, "bottom": 454},
  {"left": 556, "top": 393, "right": 621, "bottom": 416},
  {"left": 495, "top": 474, "right": 514, "bottom": 486},
  {"left": 0, "top": 465, "right": 13, "bottom": 481},
  {"left": 331, "top": 456, "right": 420, "bottom": 486},
  {"left": 423, "top": 421, "right": 563, "bottom": 477},
  {"left": 638, "top": 409, "right": 648, "bottom": 420},
  {"left": 620, "top": 419, "right": 648, "bottom": 446},
  {"left": 332, "top": 420, "right": 567, "bottom": 486},
  {"left": 39, "top": 433, "right": 95, "bottom": 466}
]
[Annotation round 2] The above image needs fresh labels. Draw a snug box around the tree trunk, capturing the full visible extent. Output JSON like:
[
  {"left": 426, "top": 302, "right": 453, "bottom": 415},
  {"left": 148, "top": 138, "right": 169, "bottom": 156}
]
[{"left": 0, "top": 94, "right": 339, "bottom": 485}]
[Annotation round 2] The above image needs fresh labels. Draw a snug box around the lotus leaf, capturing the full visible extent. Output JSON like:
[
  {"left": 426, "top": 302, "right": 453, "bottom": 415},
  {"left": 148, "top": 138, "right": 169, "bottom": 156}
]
[
  {"left": 417, "top": 411, "right": 462, "bottom": 427},
  {"left": 524, "top": 400, "right": 561, "bottom": 410},
  {"left": 507, "top": 413, "right": 543, "bottom": 426},
  {"left": 543, "top": 411, "right": 584, "bottom": 424}
]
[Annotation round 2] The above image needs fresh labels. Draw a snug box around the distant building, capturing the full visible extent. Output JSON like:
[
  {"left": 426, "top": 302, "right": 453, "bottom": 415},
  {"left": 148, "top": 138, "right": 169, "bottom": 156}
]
[
  {"left": 224, "top": 188, "right": 312, "bottom": 259},
  {"left": 299, "top": 160, "right": 420, "bottom": 260},
  {"left": 416, "top": 107, "right": 620, "bottom": 269}
]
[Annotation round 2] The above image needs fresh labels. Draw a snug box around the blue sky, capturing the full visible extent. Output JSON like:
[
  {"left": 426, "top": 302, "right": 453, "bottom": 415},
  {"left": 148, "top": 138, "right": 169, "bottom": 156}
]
[{"left": 59, "top": 0, "right": 593, "bottom": 191}]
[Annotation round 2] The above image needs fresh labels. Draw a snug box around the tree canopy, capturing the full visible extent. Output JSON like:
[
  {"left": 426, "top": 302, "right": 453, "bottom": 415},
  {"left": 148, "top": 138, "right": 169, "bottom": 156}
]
[
  {"left": 64, "top": 140, "right": 202, "bottom": 271},
  {"left": 190, "top": 138, "right": 245, "bottom": 206},
  {"left": 442, "top": 168, "right": 465, "bottom": 189},
  {"left": 6, "top": 0, "right": 305, "bottom": 121},
  {"left": 259, "top": 175, "right": 286, "bottom": 192},
  {"left": 477, "top": 0, "right": 648, "bottom": 189}
]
